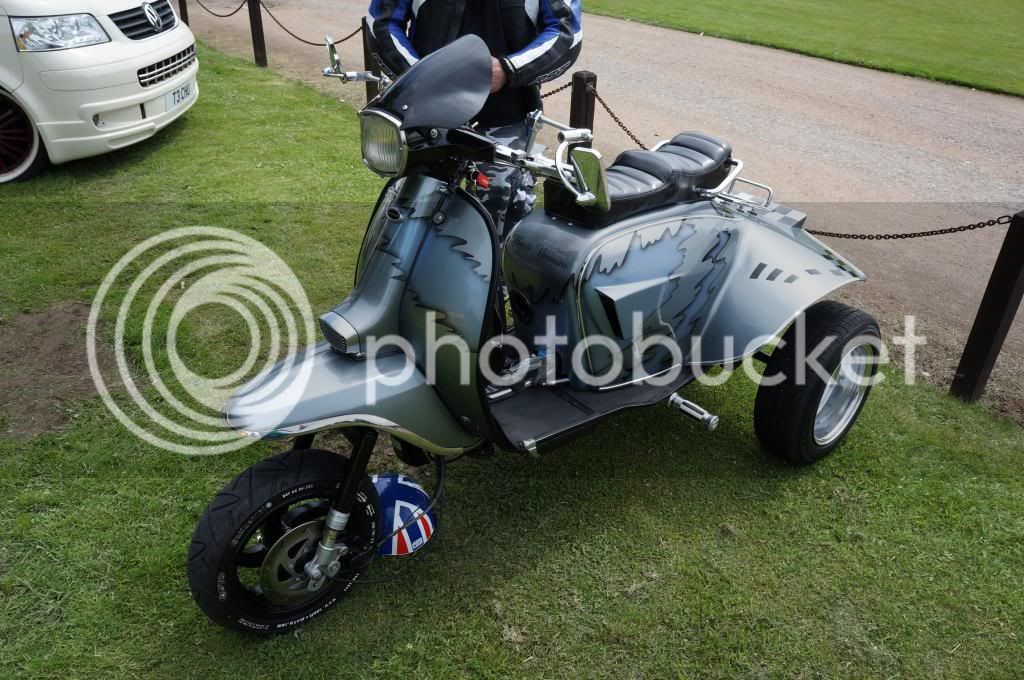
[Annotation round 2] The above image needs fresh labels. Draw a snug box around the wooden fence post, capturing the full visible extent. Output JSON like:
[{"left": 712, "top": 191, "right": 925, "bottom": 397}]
[
  {"left": 950, "top": 211, "right": 1024, "bottom": 402},
  {"left": 177, "top": 0, "right": 189, "bottom": 26},
  {"left": 569, "top": 71, "right": 597, "bottom": 133},
  {"left": 246, "top": 0, "right": 267, "bottom": 67},
  {"left": 362, "top": 19, "right": 379, "bottom": 101}
]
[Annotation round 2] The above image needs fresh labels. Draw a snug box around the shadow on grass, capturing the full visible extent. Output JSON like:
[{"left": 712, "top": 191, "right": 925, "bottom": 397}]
[{"left": 161, "top": 376, "right": 805, "bottom": 653}]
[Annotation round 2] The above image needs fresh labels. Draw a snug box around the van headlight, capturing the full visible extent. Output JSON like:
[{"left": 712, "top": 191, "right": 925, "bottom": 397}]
[
  {"left": 359, "top": 110, "right": 407, "bottom": 177},
  {"left": 10, "top": 15, "right": 110, "bottom": 51}
]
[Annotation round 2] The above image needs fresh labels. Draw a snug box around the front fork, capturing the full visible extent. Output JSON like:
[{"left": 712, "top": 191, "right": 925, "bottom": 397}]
[{"left": 300, "top": 428, "right": 378, "bottom": 592}]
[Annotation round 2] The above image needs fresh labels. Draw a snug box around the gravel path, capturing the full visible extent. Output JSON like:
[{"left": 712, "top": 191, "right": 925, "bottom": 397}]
[{"left": 184, "top": 1, "right": 1024, "bottom": 419}]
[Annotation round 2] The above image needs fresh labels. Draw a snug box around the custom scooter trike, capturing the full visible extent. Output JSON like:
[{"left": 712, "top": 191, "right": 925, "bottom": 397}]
[{"left": 187, "top": 36, "right": 880, "bottom": 634}]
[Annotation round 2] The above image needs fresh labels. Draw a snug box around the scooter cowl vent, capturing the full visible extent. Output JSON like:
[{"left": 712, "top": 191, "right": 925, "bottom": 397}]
[{"left": 320, "top": 311, "right": 360, "bottom": 356}]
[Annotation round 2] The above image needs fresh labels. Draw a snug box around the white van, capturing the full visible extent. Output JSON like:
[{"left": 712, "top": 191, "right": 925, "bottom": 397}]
[{"left": 0, "top": 0, "right": 198, "bottom": 183}]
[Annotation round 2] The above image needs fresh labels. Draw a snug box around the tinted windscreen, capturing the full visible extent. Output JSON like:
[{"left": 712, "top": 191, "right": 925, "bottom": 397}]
[{"left": 375, "top": 35, "right": 492, "bottom": 130}]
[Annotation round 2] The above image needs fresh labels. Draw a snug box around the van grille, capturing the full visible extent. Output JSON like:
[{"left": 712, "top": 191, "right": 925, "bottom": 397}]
[
  {"left": 138, "top": 44, "right": 196, "bottom": 87},
  {"left": 110, "top": 0, "right": 177, "bottom": 41}
]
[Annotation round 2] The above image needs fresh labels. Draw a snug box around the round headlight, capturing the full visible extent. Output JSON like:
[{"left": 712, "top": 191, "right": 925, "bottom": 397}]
[{"left": 359, "top": 110, "right": 407, "bottom": 177}]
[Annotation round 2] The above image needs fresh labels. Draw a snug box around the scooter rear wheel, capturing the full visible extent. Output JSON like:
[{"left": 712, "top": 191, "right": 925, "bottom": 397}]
[
  {"left": 187, "top": 449, "right": 380, "bottom": 634},
  {"left": 755, "top": 301, "right": 880, "bottom": 465}
]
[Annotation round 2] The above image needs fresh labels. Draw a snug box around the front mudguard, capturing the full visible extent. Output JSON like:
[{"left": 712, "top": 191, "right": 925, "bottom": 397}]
[{"left": 222, "top": 342, "right": 482, "bottom": 456}]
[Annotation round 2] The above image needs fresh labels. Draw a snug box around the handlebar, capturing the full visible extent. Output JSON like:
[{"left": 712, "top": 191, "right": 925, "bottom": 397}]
[{"left": 321, "top": 34, "right": 602, "bottom": 209}]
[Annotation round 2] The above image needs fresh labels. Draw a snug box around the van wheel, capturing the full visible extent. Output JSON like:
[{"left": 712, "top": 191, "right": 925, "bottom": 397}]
[
  {"left": 755, "top": 301, "right": 880, "bottom": 465},
  {"left": 0, "top": 92, "right": 47, "bottom": 184}
]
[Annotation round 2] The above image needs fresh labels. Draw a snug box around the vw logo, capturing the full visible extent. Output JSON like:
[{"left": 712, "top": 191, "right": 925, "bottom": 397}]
[{"left": 142, "top": 3, "right": 163, "bottom": 31}]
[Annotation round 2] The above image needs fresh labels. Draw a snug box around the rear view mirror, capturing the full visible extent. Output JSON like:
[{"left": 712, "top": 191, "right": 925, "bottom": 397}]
[
  {"left": 325, "top": 36, "right": 342, "bottom": 74},
  {"left": 570, "top": 147, "right": 611, "bottom": 212}
]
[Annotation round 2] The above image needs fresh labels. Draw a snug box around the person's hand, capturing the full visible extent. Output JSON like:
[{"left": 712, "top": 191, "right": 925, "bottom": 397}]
[{"left": 490, "top": 57, "right": 508, "bottom": 93}]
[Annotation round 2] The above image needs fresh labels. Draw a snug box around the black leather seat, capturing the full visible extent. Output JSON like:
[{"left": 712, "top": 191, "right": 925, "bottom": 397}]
[{"left": 544, "top": 132, "right": 733, "bottom": 229}]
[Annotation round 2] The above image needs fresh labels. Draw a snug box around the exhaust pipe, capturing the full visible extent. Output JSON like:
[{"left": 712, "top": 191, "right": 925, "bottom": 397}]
[{"left": 668, "top": 393, "right": 720, "bottom": 432}]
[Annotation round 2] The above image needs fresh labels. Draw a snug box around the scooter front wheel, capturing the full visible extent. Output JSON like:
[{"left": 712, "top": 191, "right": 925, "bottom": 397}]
[{"left": 187, "top": 449, "right": 380, "bottom": 634}]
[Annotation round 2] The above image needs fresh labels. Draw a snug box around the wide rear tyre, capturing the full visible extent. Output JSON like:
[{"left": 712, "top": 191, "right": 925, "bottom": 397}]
[
  {"left": 0, "top": 92, "right": 47, "bottom": 184},
  {"left": 755, "top": 300, "right": 880, "bottom": 465},
  {"left": 187, "top": 449, "right": 380, "bottom": 635}
]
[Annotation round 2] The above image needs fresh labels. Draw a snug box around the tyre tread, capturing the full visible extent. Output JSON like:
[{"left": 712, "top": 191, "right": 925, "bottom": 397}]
[
  {"left": 754, "top": 300, "right": 879, "bottom": 465},
  {"left": 187, "top": 449, "right": 362, "bottom": 634}
]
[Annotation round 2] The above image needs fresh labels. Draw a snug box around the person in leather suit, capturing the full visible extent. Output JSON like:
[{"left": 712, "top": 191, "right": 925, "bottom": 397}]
[{"left": 367, "top": 0, "right": 583, "bottom": 237}]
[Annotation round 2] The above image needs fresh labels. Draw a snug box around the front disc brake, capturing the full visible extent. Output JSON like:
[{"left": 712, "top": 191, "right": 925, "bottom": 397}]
[{"left": 259, "top": 519, "right": 325, "bottom": 604}]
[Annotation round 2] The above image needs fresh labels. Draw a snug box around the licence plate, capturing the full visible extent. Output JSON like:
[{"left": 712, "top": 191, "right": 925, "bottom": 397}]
[{"left": 165, "top": 81, "right": 195, "bottom": 112}]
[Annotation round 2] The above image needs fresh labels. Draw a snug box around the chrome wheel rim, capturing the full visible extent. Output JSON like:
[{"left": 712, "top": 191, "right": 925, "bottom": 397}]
[
  {"left": 813, "top": 343, "right": 874, "bottom": 446},
  {"left": 0, "top": 93, "right": 38, "bottom": 183}
]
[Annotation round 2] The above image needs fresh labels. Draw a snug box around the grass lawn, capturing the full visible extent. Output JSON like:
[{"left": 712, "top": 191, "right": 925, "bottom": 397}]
[
  {"left": 586, "top": 0, "right": 1024, "bottom": 97},
  {"left": 2, "top": 44, "right": 1024, "bottom": 678}
]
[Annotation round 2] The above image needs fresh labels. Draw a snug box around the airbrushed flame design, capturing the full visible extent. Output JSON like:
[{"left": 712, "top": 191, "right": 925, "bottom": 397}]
[
  {"left": 671, "top": 230, "right": 733, "bottom": 340},
  {"left": 432, "top": 214, "right": 492, "bottom": 282},
  {"left": 401, "top": 286, "right": 460, "bottom": 337},
  {"left": 585, "top": 219, "right": 695, "bottom": 279}
]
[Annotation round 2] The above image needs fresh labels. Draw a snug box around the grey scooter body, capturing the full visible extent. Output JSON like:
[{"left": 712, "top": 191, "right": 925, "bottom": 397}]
[
  {"left": 505, "top": 197, "right": 862, "bottom": 387},
  {"left": 223, "top": 176, "right": 862, "bottom": 455},
  {"left": 224, "top": 175, "right": 495, "bottom": 454},
  {"left": 192, "top": 33, "right": 879, "bottom": 638}
]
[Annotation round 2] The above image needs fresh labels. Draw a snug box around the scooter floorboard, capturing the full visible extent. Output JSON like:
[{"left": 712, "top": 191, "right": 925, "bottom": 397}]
[{"left": 490, "top": 371, "right": 696, "bottom": 453}]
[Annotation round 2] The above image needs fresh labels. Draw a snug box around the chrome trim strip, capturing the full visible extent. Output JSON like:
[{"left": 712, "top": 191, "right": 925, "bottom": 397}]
[
  {"left": 595, "top": 363, "right": 681, "bottom": 391},
  {"left": 238, "top": 413, "right": 478, "bottom": 457},
  {"left": 138, "top": 45, "right": 196, "bottom": 87}
]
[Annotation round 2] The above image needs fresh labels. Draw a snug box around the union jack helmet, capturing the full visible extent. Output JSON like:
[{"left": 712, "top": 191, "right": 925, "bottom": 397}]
[{"left": 370, "top": 473, "right": 437, "bottom": 556}]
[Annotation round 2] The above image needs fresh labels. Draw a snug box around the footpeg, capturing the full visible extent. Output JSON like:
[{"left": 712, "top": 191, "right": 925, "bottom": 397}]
[{"left": 668, "top": 393, "right": 720, "bottom": 431}]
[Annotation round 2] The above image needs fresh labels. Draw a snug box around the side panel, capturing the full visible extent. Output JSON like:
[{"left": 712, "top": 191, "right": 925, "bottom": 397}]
[{"left": 505, "top": 201, "right": 864, "bottom": 386}]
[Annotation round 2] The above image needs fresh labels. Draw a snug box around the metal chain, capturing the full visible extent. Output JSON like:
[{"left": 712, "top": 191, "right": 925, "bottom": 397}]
[
  {"left": 194, "top": 0, "right": 246, "bottom": 18},
  {"left": 168, "top": 17, "right": 1012, "bottom": 246},
  {"left": 540, "top": 81, "right": 573, "bottom": 99},
  {"left": 807, "top": 215, "right": 1013, "bottom": 240},
  {"left": 259, "top": 3, "right": 362, "bottom": 47},
  {"left": 587, "top": 84, "right": 648, "bottom": 150},
  {"left": 578, "top": 85, "right": 1015, "bottom": 242}
]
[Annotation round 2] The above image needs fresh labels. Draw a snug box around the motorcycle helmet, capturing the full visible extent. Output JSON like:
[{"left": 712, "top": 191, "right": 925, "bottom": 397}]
[{"left": 371, "top": 473, "right": 437, "bottom": 556}]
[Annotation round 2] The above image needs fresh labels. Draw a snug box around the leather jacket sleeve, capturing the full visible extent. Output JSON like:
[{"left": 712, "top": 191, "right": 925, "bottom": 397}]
[
  {"left": 500, "top": 0, "right": 582, "bottom": 87},
  {"left": 367, "top": 0, "right": 420, "bottom": 77}
]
